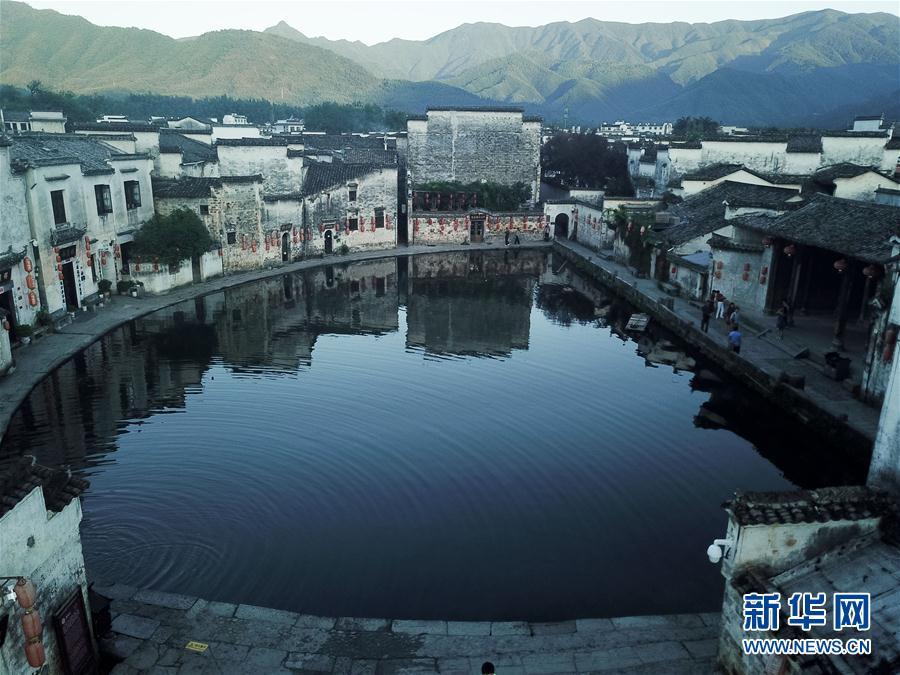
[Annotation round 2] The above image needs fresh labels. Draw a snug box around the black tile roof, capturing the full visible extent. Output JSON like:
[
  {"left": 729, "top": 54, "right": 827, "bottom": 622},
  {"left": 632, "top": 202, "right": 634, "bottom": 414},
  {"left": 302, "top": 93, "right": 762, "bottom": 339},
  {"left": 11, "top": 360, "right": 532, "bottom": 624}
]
[
  {"left": 152, "top": 175, "right": 261, "bottom": 198},
  {"left": 786, "top": 135, "right": 822, "bottom": 153},
  {"left": 216, "top": 137, "right": 289, "bottom": 146},
  {"left": 9, "top": 133, "right": 142, "bottom": 174},
  {"left": 426, "top": 106, "right": 525, "bottom": 113},
  {"left": 682, "top": 163, "right": 744, "bottom": 181},
  {"left": 660, "top": 181, "right": 800, "bottom": 245},
  {"left": 303, "top": 161, "right": 390, "bottom": 196},
  {"left": 298, "top": 134, "right": 392, "bottom": 151},
  {"left": 739, "top": 193, "right": 900, "bottom": 263},
  {"left": 2, "top": 109, "right": 30, "bottom": 123},
  {"left": 334, "top": 148, "right": 398, "bottom": 165},
  {"left": 724, "top": 486, "right": 895, "bottom": 527},
  {"left": 822, "top": 130, "right": 889, "bottom": 138},
  {"left": 159, "top": 132, "right": 218, "bottom": 164},
  {"left": 814, "top": 162, "right": 877, "bottom": 181},
  {"left": 73, "top": 121, "right": 158, "bottom": 133},
  {"left": 0, "top": 456, "right": 89, "bottom": 517},
  {"left": 854, "top": 115, "right": 883, "bottom": 121}
]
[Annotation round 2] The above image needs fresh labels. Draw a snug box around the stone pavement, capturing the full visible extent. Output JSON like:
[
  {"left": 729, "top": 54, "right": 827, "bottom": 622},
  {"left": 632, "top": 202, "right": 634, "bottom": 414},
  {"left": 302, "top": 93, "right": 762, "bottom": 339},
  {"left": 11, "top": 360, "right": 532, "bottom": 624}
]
[
  {"left": 555, "top": 239, "right": 882, "bottom": 444},
  {"left": 96, "top": 584, "right": 721, "bottom": 674},
  {"left": 0, "top": 242, "right": 550, "bottom": 444}
]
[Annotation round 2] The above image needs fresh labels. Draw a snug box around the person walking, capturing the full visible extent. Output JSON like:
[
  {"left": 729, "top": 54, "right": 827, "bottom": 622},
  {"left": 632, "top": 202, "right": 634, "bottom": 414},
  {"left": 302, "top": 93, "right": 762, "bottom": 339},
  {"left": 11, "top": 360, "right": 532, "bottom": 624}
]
[
  {"left": 730, "top": 305, "right": 741, "bottom": 328},
  {"left": 700, "top": 299, "right": 713, "bottom": 333},
  {"left": 504, "top": 230, "right": 510, "bottom": 246},
  {"left": 728, "top": 324, "right": 742, "bottom": 354},
  {"left": 715, "top": 291, "right": 726, "bottom": 319},
  {"left": 776, "top": 307, "right": 788, "bottom": 339},
  {"left": 724, "top": 302, "right": 736, "bottom": 326},
  {"left": 513, "top": 231, "right": 521, "bottom": 245}
]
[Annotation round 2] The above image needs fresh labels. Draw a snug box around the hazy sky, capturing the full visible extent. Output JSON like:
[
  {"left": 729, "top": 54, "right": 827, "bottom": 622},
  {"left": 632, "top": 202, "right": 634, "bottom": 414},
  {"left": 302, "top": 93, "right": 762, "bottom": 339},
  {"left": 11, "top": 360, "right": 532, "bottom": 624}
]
[{"left": 23, "top": 0, "right": 900, "bottom": 44}]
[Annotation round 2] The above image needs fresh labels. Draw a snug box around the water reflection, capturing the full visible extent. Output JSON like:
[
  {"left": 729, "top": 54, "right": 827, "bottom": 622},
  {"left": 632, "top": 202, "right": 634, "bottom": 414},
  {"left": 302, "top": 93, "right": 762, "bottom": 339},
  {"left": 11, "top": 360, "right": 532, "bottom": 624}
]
[{"left": 0, "top": 250, "right": 864, "bottom": 621}]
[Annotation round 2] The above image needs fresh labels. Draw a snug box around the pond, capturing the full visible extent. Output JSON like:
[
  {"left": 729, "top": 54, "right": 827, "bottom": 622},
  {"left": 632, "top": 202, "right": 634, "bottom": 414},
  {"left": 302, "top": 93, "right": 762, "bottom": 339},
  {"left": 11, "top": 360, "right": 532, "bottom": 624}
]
[{"left": 0, "top": 250, "right": 862, "bottom": 621}]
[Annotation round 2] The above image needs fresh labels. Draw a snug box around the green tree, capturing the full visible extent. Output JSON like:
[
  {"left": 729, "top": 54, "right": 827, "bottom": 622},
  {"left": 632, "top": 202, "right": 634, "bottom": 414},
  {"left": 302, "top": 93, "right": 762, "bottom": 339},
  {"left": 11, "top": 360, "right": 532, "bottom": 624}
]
[
  {"left": 133, "top": 209, "right": 214, "bottom": 267},
  {"left": 673, "top": 116, "right": 720, "bottom": 140},
  {"left": 541, "top": 132, "right": 631, "bottom": 192}
]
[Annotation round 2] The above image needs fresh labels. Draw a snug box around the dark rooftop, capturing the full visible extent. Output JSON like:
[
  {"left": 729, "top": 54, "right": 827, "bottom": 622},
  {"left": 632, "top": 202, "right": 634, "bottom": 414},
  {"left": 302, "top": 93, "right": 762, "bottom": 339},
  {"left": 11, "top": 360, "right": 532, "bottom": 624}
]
[
  {"left": 152, "top": 175, "right": 261, "bottom": 198},
  {"left": 159, "top": 132, "right": 218, "bottom": 164},
  {"left": 425, "top": 106, "right": 525, "bottom": 113},
  {"left": 821, "top": 130, "right": 889, "bottom": 138},
  {"left": 682, "top": 163, "right": 744, "bottom": 181},
  {"left": 73, "top": 121, "right": 158, "bottom": 133},
  {"left": 724, "top": 486, "right": 895, "bottom": 527},
  {"left": 0, "top": 456, "right": 89, "bottom": 518},
  {"left": 216, "top": 137, "right": 290, "bottom": 147},
  {"left": 9, "top": 133, "right": 144, "bottom": 174},
  {"left": 813, "top": 162, "right": 891, "bottom": 185},
  {"left": 741, "top": 194, "right": 900, "bottom": 263},
  {"left": 302, "top": 161, "right": 392, "bottom": 196}
]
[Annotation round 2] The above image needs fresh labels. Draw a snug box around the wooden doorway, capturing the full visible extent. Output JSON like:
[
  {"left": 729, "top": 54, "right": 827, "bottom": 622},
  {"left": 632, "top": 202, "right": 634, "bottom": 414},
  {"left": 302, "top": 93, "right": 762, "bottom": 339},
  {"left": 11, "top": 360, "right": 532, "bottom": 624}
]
[
  {"left": 324, "top": 230, "right": 333, "bottom": 254},
  {"left": 470, "top": 216, "right": 485, "bottom": 243},
  {"left": 282, "top": 232, "right": 290, "bottom": 262}
]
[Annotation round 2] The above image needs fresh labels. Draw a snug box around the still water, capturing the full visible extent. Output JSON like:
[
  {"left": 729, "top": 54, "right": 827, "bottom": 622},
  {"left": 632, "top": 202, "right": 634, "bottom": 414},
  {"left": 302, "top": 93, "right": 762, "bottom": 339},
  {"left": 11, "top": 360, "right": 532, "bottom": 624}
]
[{"left": 1, "top": 250, "right": 862, "bottom": 621}]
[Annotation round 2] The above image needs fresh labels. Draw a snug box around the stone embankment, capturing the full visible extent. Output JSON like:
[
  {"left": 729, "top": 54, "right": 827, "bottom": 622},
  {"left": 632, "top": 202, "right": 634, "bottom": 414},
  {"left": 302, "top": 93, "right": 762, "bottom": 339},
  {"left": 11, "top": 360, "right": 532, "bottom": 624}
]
[
  {"left": 554, "top": 239, "right": 881, "bottom": 453},
  {"left": 96, "top": 584, "right": 720, "bottom": 674}
]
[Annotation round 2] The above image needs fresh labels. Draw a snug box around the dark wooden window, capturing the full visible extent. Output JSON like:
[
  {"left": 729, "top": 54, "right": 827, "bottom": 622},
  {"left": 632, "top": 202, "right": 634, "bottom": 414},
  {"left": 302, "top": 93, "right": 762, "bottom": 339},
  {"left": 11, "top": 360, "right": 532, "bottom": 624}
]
[
  {"left": 226, "top": 231, "right": 236, "bottom": 244},
  {"left": 375, "top": 277, "right": 385, "bottom": 296},
  {"left": 374, "top": 207, "right": 385, "bottom": 229},
  {"left": 348, "top": 217, "right": 358, "bottom": 231},
  {"left": 348, "top": 187, "right": 357, "bottom": 202},
  {"left": 124, "top": 180, "right": 141, "bottom": 209},
  {"left": 94, "top": 185, "right": 113, "bottom": 215},
  {"left": 200, "top": 204, "right": 209, "bottom": 216},
  {"left": 51, "top": 189, "right": 67, "bottom": 224}
]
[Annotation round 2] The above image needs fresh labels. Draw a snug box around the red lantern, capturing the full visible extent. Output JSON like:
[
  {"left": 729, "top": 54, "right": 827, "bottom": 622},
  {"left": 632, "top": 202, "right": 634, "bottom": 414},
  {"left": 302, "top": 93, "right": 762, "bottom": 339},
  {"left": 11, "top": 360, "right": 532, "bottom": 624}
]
[
  {"left": 251, "top": 241, "right": 257, "bottom": 253},
  {"left": 863, "top": 264, "right": 883, "bottom": 278},
  {"left": 743, "top": 262, "right": 751, "bottom": 272},
  {"left": 58, "top": 272, "right": 64, "bottom": 281},
  {"left": 56, "top": 254, "right": 62, "bottom": 264},
  {"left": 318, "top": 224, "right": 324, "bottom": 233},
  {"left": 114, "top": 244, "right": 121, "bottom": 258},
  {"left": 26, "top": 275, "right": 36, "bottom": 290},
  {"left": 670, "top": 265, "right": 677, "bottom": 275},
  {"left": 25, "top": 638, "right": 45, "bottom": 668},
  {"left": 2, "top": 319, "right": 9, "bottom": 331},
  {"left": 761, "top": 237, "right": 773, "bottom": 247},
  {"left": 784, "top": 244, "right": 796, "bottom": 257},
  {"left": 23, "top": 256, "right": 33, "bottom": 272},
  {"left": 714, "top": 271, "right": 722, "bottom": 279},
  {"left": 742, "top": 272, "right": 750, "bottom": 282},
  {"left": 217, "top": 248, "right": 223, "bottom": 257},
  {"left": 761, "top": 266, "right": 769, "bottom": 275},
  {"left": 28, "top": 291, "right": 38, "bottom": 306},
  {"left": 883, "top": 327, "right": 897, "bottom": 363},
  {"left": 716, "top": 261, "right": 724, "bottom": 269},
  {"left": 833, "top": 259, "right": 848, "bottom": 273},
  {"left": 21, "top": 609, "right": 42, "bottom": 639},
  {"left": 14, "top": 578, "right": 37, "bottom": 609}
]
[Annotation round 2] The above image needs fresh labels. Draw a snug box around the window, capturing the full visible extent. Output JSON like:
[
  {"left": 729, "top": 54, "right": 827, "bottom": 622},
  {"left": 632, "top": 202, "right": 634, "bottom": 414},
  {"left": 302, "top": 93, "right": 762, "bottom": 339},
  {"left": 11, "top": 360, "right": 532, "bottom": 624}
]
[
  {"left": 375, "top": 277, "right": 386, "bottom": 296},
  {"left": 374, "top": 207, "right": 385, "bottom": 229},
  {"left": 348, "top": 217, "right": 358, "bottom": 231},
  {"left": 124, "top": 180, "right": 141, "bottom": 210},
  {"left": 95, "top": 185, "right": 113, "bottom": 215},
  {"left": 200, "top": 204, "right": 209, "bottom": 216},
  {"left": 226, "top": 231, "right": 236, "bottom": 245},
  {"left": 50, "top": 190, "right": 67, "bottom": 224},
  {"left": 348, "top": 186, "right": 357, "bottom": 202}
]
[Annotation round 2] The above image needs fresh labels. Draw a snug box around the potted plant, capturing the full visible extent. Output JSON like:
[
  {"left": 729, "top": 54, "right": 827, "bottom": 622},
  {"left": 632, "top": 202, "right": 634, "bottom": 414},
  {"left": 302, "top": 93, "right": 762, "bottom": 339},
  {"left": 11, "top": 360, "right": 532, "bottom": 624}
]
[
  {"left": 17, "top": 323, "right": 34, "bottom": 345},
  {"left": 117, "top": 280, "right": 132, "bottom": 295},
  {"left": 130, "top": 280, "right": 144, "bottom": 298},
  {"left": 98, "top": 279, "right": 113, "bottom": 299}
]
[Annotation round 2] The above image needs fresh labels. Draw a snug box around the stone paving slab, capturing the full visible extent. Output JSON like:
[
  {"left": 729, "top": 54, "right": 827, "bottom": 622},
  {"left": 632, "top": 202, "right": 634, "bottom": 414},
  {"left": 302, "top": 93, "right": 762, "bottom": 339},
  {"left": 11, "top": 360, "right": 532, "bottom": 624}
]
[{"left": 97, "top": 592, "right": 722, "bottom": 673}]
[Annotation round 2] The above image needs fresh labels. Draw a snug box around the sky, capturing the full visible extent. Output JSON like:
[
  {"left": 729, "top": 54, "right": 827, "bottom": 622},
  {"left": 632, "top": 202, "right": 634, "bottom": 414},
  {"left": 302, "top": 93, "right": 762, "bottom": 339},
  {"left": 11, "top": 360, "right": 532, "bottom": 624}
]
[{"left": 22, "top": 0, "right": 900, "bottom": 44}]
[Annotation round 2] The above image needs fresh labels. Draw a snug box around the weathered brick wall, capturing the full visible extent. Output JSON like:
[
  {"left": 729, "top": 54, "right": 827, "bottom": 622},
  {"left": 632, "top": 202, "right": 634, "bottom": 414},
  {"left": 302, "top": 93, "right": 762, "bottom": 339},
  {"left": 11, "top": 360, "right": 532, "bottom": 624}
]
[
  {"left": 710, "top": 246, "right": 773, "bottom": 313},
  {"left": 410, "top": 211, "right": 545, "bottom": 246},
  {"left": 217, "top": 145, "right": 303, "bottom": 195},
  {"left": 407, "top": 111, "right": 540, "bottom": 204}
]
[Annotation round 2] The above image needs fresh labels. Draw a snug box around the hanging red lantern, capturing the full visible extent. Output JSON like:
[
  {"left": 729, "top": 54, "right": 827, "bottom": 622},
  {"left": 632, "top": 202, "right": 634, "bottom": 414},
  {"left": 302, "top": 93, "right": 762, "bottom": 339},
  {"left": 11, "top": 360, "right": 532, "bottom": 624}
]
[
  {"left": 883, "top": 327, "right": 897, "bottom": 363},
  {"left": 25, "top": 638, "right": 45, "bottom": 668},
  {"left": 23, "top": 256, "right": 33, "bottom": 272},
  {"left": 670, "top": 265, "right": 677, "bottom": 275},
  {"left": 742, "top": 272, "right": 750, "bottom": 281},
  {"left": 14, "top": 578, "right": 36, "bottom": 609},
  {"left": 56, "top": 254, "right": 62, "bottom": 264},
  {"left": 862, "top": 264, "right": 883, "bottom": 278},
  {"left": 784, "top": 244, "right": 796, "bottom": 257},
  {"left": 58, "top": 272, "right": 64, "bottom": 281},
  {"left": 3, "top": 319, "right": 10, "bottom": 331},
  {"left": 28, "top": 291, "right": 38, "bottom": 306},
  {"left": 761, "top": 237, "right": 773, "bottom": 247},
  {"left": 21, "top": 609, "right": 42, "bottom": 639},
  {"left": 743, "top": 262, "right": 751, "bottom": 272},
  {"left": 318, "top": 224, "right": 324, "bottom": 233},
  {"left": 714, "top": 271, "right": 722, "bottom": 279},
  {"left": 251, "top": 241, "right": 258, "bottom": 253},
  {"left": 716, "top": 261, "right": 724, "bottom": 270},
  {"left": 833, "top": 258, "right": 848, "bottom": 273},
  {"left": 26, "top": 275, "right": 36, "bottom": 290},
  {"left": 217, "top": 247, "right": 223, "bottom": 257},
  {"left": 114, "top": 244, "right": 121, "bottom": 257}
]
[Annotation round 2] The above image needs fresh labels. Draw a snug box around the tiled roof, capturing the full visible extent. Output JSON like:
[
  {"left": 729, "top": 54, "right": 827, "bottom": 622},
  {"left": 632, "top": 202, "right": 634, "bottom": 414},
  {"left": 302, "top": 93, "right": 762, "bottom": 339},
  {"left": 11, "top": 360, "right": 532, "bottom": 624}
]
[
  {"left": 158, "top": 131, "right": 218, "bottom": 164},
  {"left": 216, "top": 137, "right": 289, "bottom": 147},
  {"left": 334, "top": 148, "right": 398, "bottom": 165},
  {"left": 73, "top": 121, "right": 158, "bottom": 133},
  {"left": 822, "top": 130, "right": 889, "bottom": 138},
  {"left": 671, "top": 140, "right": 702, "bottom": 149},
  {"left": 152, "top": 175, "right": 261, "bottom": 198},
  {"left": 705, "top": 135, "right": 789, "bottom": 143},
  {"left": 854, "top": 115, "right": 883, "bottom": 121},
  {"left": 426, "top": 106, "right": 525, "bottom": 113},
  {"left": 739, "top": 194, "right": 900, "bottom": 263},
  {"left": 682, "top": 163, "right": 744, "bottom": 181},
  {"left": 814, "top": 162, "right": 878, "bottom": 182},
  {"left": 724, "top": 486, "right": 895, "bottom": 527},
  {"left": 2, "top": 109, "right": 31, "bottom": 123},
  {"left": 660, "top": 181, "right": 800, "bottom": 245},
  {"left": 9, "top": 133, "right": 141, "bottom": 174},
  {"left": 758, "top": 173, "right": 807, "bottom": 185},
  {"left": 302, "top": 161, "right": 389, "bottom": 196},
  {"left": 0, "top": 456, "right": 89, "bottom": 517},
  {"left": 785, "top": 135, "right": 822, "bottom": 153},
  {"left": 298, "top": 134, "right": 391, "bottom": 151}
]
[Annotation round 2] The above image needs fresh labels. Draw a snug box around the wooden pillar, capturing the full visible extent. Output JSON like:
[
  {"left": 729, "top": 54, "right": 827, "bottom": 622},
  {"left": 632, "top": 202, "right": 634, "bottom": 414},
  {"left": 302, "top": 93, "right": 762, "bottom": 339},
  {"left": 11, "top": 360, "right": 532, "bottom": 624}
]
[{"left": 832, "top": 262, "right": 855, "bottom": 351}]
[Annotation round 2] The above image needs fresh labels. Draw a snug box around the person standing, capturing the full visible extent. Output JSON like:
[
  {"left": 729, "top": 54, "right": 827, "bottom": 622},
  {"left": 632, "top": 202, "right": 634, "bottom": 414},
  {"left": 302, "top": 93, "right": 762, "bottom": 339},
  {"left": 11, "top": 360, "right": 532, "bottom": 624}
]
[
  {"left": 728, "top": 324, "right": 742, "bottom": 354},
  {"left": 776, "top": 307, "right": 788, "bottom": 339},
  {"left": 701, "top": 299, "right": 713, "bottom": 333},
  {"left": 730, "top": 305, "right": 741, "bottom": 328},
  {"left": 715, "top": 291, "right": 726, "bottom": 319},
  {"left": 504, "top": 230, "right": 510, "bottom": 246},
  {"left": 513, "top": 231, "right": 521, "bottom": 245}
]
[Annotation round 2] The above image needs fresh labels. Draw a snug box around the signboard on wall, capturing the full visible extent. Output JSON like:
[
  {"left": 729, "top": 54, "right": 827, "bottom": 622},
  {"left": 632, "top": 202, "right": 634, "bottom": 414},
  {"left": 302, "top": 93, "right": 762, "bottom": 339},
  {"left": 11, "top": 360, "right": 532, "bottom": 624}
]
[{"left": 53, "top": 588, "right": 97, "bottom": 675}]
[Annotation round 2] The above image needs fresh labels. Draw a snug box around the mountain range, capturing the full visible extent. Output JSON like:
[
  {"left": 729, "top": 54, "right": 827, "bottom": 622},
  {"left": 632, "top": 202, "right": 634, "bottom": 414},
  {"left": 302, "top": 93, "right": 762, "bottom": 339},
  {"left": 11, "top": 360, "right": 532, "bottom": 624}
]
[{"left": 2, "top": 1, "right": 898, "bottom": 126}]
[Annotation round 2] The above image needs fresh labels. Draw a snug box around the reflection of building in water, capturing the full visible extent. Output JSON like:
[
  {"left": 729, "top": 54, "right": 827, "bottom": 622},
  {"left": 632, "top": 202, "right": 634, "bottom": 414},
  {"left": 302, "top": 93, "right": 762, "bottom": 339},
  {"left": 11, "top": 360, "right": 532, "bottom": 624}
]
[{"left": 405, "top": 250, "right": 545, "bottom": 357}]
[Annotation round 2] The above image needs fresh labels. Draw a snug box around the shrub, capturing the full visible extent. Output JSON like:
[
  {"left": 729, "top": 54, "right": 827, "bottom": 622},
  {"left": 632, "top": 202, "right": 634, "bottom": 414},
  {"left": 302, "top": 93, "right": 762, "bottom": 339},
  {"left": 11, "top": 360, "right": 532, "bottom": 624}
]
[
  {"left": 339, "top": 243, "right": 350, "bottom": 255},
  {"left": 35, "top": 310, "right": 52, "bottom": 327},
  {"left": 98, "top": 279, "right": 113, "bottom": 294},
  {"left": 117, "top": 280, "right": 133, "bottom": 294},
  {"left": 133, "top": 208, "right": 214, "bottom": 267},
  {"left": 17, "top": 323, "right": 34, "bottom": 337}
]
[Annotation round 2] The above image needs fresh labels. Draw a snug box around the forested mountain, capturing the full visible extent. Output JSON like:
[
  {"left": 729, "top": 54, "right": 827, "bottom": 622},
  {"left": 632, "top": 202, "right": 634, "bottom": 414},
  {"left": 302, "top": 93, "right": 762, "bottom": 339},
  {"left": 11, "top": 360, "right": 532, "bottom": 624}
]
[{"left": 2, "top": 1, "right": 897, "bottom": 126}]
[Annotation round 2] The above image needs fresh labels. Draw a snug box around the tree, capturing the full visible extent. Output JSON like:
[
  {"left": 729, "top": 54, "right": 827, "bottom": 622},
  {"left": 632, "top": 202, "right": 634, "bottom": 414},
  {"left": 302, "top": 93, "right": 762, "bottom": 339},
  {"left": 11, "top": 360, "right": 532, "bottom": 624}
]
[
  {"left": 26, "top": 80, "right": 42, "bottom": 97},
  {"left": 673, "top": 116, "right": 720, "bottom": 140},
  {"left": 133, "top": 209, "right": 215, "bottom": 267},
  {"left": 541, "top": 132, "right": 630, "bottom": 192}
]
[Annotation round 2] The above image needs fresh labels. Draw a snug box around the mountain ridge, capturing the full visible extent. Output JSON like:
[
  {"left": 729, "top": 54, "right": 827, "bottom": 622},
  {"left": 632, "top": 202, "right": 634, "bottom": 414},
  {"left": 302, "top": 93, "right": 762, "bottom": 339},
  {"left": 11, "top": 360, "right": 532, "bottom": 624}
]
[{"left": 2, "top": 1, "right": 898, "bottom": 126}]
